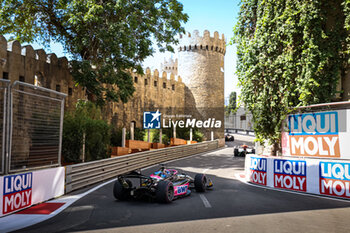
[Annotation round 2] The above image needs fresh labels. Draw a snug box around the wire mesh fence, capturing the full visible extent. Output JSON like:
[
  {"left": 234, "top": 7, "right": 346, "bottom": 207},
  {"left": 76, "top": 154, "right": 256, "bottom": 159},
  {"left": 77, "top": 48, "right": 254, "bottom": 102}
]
[
  {"left": 8, "top": 82, "right": 66, "bottom": 172},
  {"left": 0, "top": 80, "right": 10, "bottom": 174}
]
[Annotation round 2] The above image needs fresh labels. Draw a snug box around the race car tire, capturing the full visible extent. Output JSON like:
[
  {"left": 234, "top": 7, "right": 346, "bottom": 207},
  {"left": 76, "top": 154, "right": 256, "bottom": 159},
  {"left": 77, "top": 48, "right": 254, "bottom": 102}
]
[
  {"left": 194, "top": 174, "right": 207, "bottom": 192},
  {"left": 113, "top": 179, "right": 132, "bottom": 201},
  {"left": 234, "top": 148, "right": 239, "bottom": 157},
  {"left": 156, "top": 181, "right": 174, "bottom": 203}
]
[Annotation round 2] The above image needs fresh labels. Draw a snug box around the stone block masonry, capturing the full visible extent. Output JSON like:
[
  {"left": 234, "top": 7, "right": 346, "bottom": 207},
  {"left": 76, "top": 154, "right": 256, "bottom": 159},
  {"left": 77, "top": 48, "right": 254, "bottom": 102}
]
[{"left": 0, "top": 29, "right": 228, "bottom": 140}]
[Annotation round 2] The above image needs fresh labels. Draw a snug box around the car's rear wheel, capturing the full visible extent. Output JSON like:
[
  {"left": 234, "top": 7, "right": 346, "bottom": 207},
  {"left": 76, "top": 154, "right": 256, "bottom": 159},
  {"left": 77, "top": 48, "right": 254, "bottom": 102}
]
[
  {"left": 113, "top": 179, "right": 132, "bottom": 200},
  {"left": 156, "top": 181, "right": 174, "bottom": 203},
  {"left": 234, "top": 148, "right": 239, "bottom": 157},
  {"left": 194, "top": 174, "right": 207, "bottom": 192}
]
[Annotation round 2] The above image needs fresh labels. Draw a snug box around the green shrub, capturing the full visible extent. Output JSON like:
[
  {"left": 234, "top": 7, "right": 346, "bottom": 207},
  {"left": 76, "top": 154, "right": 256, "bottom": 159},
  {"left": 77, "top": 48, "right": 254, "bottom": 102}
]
[{"left": 62, "top": 100, "right": 111, "bottom": 163}]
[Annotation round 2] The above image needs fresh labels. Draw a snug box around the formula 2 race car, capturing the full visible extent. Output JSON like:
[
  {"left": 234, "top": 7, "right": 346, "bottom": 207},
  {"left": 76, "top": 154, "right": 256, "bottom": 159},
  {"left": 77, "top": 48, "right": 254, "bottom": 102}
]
[
  {"left": 234, "top": 144, "right": 255, "bottom": 157},
  {"left": 225, "top": 133, "right": 235, "bottom": 141},
  {"left": 113, "top": 165, "right": 213, "bottom": 203}
]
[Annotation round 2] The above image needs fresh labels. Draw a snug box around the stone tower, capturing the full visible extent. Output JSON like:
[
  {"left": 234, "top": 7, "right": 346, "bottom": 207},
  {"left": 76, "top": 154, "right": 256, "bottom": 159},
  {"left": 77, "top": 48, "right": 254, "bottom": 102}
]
[
  {"left": 161, "top": 58, "right": 178, "bottom": 75},
  {"left": 177, "top": 30, "right": 226, "bottom": 139}
]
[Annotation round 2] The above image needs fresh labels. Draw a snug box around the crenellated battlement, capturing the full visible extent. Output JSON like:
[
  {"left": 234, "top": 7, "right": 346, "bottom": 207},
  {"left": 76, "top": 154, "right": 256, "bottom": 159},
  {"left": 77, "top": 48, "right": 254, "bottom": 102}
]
[
  {"left": 0, "top": 29, "right": 224, "bottom": 136},
  {"left": 0, "top": 35, "right": 84, "bottom": 110},
  {"left": 161, "top": 58, "right": 178, "bottom": 75},
  {"left": 0, "top": 35, "right": 69, "bottom": 68},
  {"left": 178, "top": 30, "right": 226, "bottom": 55},
  {"left": 133, "top": 66, "right": 183, "bottom": 90}
]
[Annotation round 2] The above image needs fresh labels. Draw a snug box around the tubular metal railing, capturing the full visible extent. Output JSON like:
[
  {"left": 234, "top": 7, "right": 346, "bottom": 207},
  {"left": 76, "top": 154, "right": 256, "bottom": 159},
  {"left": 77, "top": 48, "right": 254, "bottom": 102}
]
[{"left": 65, "top": 140, "right": 220, "bottom": 193}]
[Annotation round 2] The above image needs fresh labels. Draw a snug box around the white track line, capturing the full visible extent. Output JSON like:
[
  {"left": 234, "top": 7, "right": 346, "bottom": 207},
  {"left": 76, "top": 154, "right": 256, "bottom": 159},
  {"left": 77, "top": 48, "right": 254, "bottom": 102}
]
[
  {"left": 202, "top": 168, "right": 209, "bottom": 174},
  {"left": 199, "top": 194, "right": 212, "bottom": 208},
  {"left": 0, "top": 149, "right": 223, "bottom": 233},
  {"left": 235, "top": 173, "right": 350, "bottom": 203}
]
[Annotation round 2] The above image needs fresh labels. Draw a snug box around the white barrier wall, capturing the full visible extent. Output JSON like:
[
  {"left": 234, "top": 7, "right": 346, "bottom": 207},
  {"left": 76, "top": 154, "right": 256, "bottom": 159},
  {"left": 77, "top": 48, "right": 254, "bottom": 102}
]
[
  {"left": 281, "top": 109, "right": 350, "bottom": 159},
  {"left": 0, "top": 167, "right": 64, "bottom": 217},
  {"left": 245, "top": 154, "right": 350, "bottom": 199}
]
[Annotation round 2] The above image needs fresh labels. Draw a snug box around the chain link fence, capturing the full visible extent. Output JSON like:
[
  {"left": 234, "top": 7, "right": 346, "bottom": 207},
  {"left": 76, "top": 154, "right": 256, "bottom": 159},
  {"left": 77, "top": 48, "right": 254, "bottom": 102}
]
[
  {"left": 0, "top": 81, "right": 66, "bottom": 174},
  {"left": 0, "top": 80, "right": 10, "bottom": 174}
]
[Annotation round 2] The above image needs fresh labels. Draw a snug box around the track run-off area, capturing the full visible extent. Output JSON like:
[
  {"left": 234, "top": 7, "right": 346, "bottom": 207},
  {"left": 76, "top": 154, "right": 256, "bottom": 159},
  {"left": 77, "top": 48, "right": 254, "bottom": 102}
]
[{"left": 5, "top": 138, "right": 350, "bottom": 233}]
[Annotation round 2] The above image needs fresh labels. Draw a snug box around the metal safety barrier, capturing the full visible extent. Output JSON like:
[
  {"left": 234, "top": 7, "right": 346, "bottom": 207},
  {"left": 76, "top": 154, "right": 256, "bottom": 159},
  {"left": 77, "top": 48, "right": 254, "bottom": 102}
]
[
  {"left": 0, "top": 80, "right": 66, "bottom": 174},
  {"left": 65, "top": 140, "right": 220, "bottom": 193},
  {"left": 0, "top": 80, "right": 10, "bottom": 175}
]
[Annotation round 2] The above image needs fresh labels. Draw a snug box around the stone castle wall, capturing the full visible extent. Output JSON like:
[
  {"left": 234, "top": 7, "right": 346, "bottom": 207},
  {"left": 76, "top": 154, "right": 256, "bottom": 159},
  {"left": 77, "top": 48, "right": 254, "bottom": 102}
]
[
  {"left": 0, "top": 35, "right": 186, "bottom": 130},
  {"left": 106, "top": 68, "right": 185, "bottom": 129},
  {"left": 177, "top": 30, "right": 226, "bottom": 138},
  {"left": 0, "top": 35, "right": 85, "bottom": 109}
]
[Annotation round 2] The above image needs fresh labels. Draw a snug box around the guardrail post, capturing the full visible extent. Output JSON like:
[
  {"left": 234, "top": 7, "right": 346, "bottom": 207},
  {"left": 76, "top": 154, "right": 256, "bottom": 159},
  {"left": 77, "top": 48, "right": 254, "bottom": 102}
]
[
  {"left": 82, "top": 133, "right": 86, "bottom": 162},
  {"left": 173, "top": 127, "right": 176, "bottom": 139},
  {"left": 159, "top": 128, "right": 162, "bottom": 144},
  {"left": 147, "top": 128, "right": 150, "bottom": 142},
  {"left": 211, "top": 131, "right": 214, "bottom": 141},
  {"left": 122, "top": 128, "right": 126, "bottom": 147},
  {"left": 130, "top": 122, "right": 134, "bottom": 140},
  {"left": 190, "top": 128, "right": 193, "bottom": 141}
]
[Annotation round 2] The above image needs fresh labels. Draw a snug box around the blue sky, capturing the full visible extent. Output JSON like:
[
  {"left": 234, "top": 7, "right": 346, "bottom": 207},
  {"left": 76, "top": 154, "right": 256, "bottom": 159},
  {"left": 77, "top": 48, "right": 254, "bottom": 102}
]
[
  {"left": 144, "top": 0, "right": 241, "bottom": 99},
  {"left": 4, "top": 0, "right": 241, "bottom": 99}
]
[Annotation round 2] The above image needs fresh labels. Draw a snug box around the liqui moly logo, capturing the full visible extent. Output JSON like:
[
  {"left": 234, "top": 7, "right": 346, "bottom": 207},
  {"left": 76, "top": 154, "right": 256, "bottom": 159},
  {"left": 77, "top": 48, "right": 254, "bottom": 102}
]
[
  {"left": 274, "top": 160, "right": 306, "bottom": 191},
  {"left": 249, "top": 157, "right": 267, "bottom": 185},
  {"left": 288, "top": 112, "right": 340, "bottom": 157},
  {"left": 320, "top": 162, "right": 350, "bottom": 198},
  {"left": 3, "top": 172, "right": 32, "bottom": 214}
]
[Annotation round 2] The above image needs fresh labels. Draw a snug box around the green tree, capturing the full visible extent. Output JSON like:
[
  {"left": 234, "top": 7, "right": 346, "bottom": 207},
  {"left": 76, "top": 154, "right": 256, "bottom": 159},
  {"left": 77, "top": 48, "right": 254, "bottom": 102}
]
[
  {"left": 225, "top": 91, "right": 237, "bottom": 115},
  {"left": 62, "top": 100, "right": 111, "bottom": 163},
  {"left": 0, "top": 0, "right": 188, "bottom": 105},
  {"left": 234, "top": 0, "right": 349, "bottom": 154}
]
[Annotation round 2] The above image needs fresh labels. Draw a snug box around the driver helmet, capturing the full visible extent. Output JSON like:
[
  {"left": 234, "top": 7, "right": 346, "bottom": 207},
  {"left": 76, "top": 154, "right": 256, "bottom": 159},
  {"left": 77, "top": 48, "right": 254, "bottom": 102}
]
[{"left": 154, "top": 169, "right": 171, "bottom": 178}]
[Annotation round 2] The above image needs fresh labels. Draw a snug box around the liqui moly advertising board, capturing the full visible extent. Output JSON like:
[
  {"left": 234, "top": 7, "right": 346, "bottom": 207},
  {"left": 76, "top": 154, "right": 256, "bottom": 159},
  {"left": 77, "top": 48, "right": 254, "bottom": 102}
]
[
  {"left": 2, "top": 172, "right": 32, "bottom": 215},
  {"left": 282, "top": 110, "right": 350, "bottom": 159},
  {"left": 274, "top": 159, "right": 307, "bottom": 192},
  {"left": 249, "top": 157, "right": 267, "bottom": 185},
  {"left": 0, "top": 167, "right": 65, "bottom": 217},
  {"left": 319, "top": 161, "right": 350, "bottom": 198},
  {"left": 288, "top": 112, "right": 340, "bottom": 157}
]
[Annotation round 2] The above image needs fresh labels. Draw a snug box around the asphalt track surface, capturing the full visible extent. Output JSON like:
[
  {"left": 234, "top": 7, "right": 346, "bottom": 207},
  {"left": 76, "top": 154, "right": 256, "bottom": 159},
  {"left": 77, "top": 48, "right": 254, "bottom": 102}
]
[{"left": 15, "top": 140, "right": 350, "bottom": 233}]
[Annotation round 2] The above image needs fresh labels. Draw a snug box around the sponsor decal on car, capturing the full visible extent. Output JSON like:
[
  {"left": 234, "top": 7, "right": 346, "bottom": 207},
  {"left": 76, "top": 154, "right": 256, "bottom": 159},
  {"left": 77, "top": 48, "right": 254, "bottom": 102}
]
[
  {"left": 249, "top": 157, "right": 267, "bottom": 185},
  {"left": 274, "top": 159, "right": 306, "bottom": 192},
  {"left": 174, "top": 184, "right": 189, "bottom": 196},
  {"left": 319, "top": 161, "right": 350, "bottom": 198},
  {"left": 3, "top": 172, "right": 32, "bottom": 214}
]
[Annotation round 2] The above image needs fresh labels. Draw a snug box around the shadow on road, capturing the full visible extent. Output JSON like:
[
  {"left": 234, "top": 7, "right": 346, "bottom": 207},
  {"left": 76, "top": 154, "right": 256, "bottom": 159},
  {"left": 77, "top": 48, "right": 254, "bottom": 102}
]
[{"left": 15, "top": 148, "right": 350, "bottom": 233}]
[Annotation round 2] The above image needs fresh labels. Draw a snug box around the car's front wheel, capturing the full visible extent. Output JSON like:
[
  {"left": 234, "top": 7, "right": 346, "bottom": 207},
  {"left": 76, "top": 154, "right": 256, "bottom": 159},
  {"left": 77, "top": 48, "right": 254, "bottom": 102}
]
[{"left": 194, "top": 174, "right": 207, "bottom": 192}]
